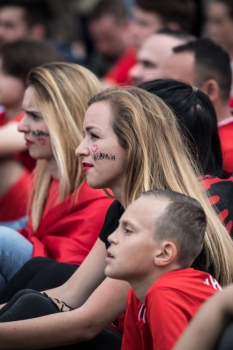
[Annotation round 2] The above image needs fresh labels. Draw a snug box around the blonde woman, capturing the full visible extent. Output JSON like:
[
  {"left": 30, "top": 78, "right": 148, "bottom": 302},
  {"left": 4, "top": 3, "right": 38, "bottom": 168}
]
[
  {"left": 0, "top": 62, "right": 112, "bottom": 290},
  {"left": 0, "top": 87, "right": 232, "bottom": 349}
]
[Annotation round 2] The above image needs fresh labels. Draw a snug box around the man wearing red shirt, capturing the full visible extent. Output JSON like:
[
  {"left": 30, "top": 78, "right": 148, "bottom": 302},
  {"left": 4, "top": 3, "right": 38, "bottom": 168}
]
[
  {"left": 103, "top": 0, "right": 198, "bottom": 86},
  {"left": 162, "top": 39, "right": 233, "bottom": 171},
  {"left": 105, "top": 189, "right": 221, "bottom": 350}
]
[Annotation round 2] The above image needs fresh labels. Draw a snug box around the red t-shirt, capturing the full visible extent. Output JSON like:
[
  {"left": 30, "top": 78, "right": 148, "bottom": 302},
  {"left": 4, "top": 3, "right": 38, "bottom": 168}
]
[
  {"left": 18, "top": 181, "right": 113, "bottom": 265},
  {"left": 104, "top": 47, "right": 136, "bottom": 85},
  {"left": 218, "top": 118, "right": 233, "bottom": 172},
  {"left": 122, "top": 268, "right": 221, "bottom": 350}
]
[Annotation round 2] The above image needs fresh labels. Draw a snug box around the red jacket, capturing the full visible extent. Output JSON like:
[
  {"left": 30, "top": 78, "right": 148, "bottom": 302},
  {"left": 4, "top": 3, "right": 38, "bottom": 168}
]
[
  {"left": 19, "top": 181, "right": 112, "bottom": 264},
  {"left": 0, "top": 110, "right": 34, "bottom": 221}
]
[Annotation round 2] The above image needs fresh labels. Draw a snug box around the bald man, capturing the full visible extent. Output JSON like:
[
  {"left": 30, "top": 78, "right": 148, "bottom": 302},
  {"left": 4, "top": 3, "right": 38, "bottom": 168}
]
[{"left": 129, "top": 29, "right": 194, "bottom": 86}]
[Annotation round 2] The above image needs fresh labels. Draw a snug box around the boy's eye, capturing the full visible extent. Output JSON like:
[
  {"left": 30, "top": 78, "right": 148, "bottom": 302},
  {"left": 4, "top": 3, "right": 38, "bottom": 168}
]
[{"left": 124, "top": 228, "right": 132, "bottom": 235}]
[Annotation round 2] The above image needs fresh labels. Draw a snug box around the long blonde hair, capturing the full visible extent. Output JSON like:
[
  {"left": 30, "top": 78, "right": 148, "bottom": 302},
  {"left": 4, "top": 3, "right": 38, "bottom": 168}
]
[
  {"left": 28, "top": 62, "right": 102, "bottom": 231},
  {"left": 89, "top": 87, "right": 233, "bottom": 286}
]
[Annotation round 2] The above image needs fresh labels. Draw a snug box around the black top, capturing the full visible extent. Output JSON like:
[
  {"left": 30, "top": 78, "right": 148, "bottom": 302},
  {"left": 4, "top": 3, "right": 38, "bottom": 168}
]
[{"left": 99, "top": 200, "right": 124, "bottom": 249}]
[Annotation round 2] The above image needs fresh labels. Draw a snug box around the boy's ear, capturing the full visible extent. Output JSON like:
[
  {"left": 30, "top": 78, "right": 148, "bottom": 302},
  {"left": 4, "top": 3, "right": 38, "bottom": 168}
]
[{"left": 154, "top": 241, "right": 178, "bottom": 267}]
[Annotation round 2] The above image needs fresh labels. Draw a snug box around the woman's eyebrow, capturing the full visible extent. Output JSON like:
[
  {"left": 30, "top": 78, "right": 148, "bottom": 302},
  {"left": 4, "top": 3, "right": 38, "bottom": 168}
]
[
  {"left": 21, "top": 109, "right": 42, "bottom": 117},
  {"left": 85, "top": 125, "right": 101, "bottom": 132}
]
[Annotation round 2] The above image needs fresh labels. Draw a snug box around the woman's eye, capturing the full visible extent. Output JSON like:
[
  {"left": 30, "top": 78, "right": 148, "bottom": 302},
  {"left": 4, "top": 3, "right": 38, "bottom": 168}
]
[
  {"left": 31, "top": 113, "right": 42, "bottom": 121},
  {"left": 124, "top": 228, "right": 132, "bottom": 234},
  {"left": 90, "top": 133, "right": 99, "bottom": 139}
]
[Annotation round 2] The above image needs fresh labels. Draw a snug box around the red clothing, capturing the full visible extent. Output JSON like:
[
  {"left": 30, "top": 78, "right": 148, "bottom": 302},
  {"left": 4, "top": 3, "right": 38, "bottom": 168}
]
[
  {"left": 104, "top": 47, "right": 136, "bottom": 85},
  {"left": 0, "top": 110, "right": 35, "bottom": 221},
  {"left": 122, "top": 268, "right": 221, "bottom": 350},
  {"left": 0, "top": 171, "right": 32, "bottom": 221},
  {"left": 0, "top": 109, "right": 7, "bottom": 126},
  {"left": 19, "top": 181, "right": 112, "bottom": 265},
  {"left": 218, "top": 118, "right": 233, "bottom": 172}
]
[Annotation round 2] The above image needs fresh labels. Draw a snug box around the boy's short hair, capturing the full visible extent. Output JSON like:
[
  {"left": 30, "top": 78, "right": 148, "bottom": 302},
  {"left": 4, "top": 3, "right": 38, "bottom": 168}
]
[
  {"left": 0, "top": 40, "right": 63, "bottom": 83},
  {"left": 142, "top": 189, "right": 207, "bottom": 267},
  {"left": 173, "top": 39, "right": 232, "bottom": 102}
]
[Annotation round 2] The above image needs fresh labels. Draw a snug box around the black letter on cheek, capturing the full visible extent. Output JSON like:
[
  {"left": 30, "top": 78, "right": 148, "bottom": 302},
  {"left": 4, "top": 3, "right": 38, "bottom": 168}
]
[{"left": 32, "top": 129, "right": 49, "bottom": 137}]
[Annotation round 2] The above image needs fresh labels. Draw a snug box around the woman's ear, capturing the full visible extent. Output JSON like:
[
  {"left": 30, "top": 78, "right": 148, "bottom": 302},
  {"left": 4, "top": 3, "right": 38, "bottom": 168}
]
[{"left": 154, "top": 241, "right": 178, "bottom": 267}]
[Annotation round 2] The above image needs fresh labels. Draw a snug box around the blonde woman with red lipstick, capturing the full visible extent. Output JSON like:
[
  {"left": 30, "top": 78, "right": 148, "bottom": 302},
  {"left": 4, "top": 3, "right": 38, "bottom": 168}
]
[
  {"left": 0, "top": 62, "right": 112, "bottom": 291},
  {"left": 0, "top": 87, "right": 232, "bottom": 350}
]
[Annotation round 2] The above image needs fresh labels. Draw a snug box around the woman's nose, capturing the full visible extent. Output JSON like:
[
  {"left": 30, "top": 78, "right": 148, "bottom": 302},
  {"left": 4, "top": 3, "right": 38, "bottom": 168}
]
[
  {"left": 75, "top": 139, "right": 90, "bottom": 157},
  {"left": 17, "top": 114, "right": 30, "bottom": 133}
]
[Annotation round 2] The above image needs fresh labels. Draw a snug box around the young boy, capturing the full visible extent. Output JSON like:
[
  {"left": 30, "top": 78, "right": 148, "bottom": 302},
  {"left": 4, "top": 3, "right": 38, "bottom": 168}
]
[{"left": 105, "top": 189, "right": 222, "bottom": 350}]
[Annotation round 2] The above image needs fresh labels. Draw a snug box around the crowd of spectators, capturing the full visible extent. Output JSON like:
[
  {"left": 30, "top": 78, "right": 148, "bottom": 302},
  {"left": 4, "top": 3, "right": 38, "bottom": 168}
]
[{"left": 1, "top": 0, "right": 233, "bottom": 349}]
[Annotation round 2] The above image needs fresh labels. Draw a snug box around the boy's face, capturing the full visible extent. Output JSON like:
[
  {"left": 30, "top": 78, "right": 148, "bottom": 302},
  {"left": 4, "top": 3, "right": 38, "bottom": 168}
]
[{"left": 105, "top": 196, "right": 168, "bottom": 282}]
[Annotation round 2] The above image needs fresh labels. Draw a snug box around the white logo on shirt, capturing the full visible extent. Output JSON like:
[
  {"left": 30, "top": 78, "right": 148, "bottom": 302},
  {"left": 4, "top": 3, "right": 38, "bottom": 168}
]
[{"left": 204, "top": 275, "right": 222, "bottom": 290}]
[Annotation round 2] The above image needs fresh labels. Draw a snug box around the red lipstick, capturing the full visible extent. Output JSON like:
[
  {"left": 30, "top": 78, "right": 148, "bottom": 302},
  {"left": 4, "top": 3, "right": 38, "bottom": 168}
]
[
  {"left": 25, "top": 139, "right": 33, "bottom": 146},
  {"left": 82, "top": 162, "right": 94, "bottom": 172}
]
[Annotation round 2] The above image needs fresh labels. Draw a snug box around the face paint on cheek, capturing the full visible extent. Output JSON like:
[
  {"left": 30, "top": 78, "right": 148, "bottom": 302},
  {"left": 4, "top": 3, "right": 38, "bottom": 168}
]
[
  {"left": 93, "top": 152, "right": 116, "bottom": 161},
  {"left": 37, "top": 137, "right": 47, "bottom": 145},
  {"left": 91, "top": 144, "right": 98, "bottom": 153},
  {"left": 32, "top": 129, "right": 50, "bottom": 137}
]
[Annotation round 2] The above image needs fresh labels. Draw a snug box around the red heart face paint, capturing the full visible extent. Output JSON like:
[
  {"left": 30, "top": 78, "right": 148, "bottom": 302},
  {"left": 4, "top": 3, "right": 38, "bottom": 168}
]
[
  {"left": 91, "top": 144, "right": 98, "bottom": 153},
  {"left": 38, "top": 137, "right": 46, "bottom": 145}
]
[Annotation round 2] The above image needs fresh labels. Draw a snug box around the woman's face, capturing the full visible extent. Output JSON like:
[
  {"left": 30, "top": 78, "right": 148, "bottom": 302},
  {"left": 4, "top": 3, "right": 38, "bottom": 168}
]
[
  {"left": 18, "top": 86, "right": 54, "bottom": 162},
  {"left": 75, "top": 101, "right": 127, "bottom": 198}
]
